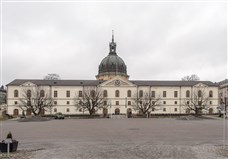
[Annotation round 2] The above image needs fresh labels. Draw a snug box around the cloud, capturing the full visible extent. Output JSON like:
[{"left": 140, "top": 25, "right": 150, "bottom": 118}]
[{"left": 1, "top": 2, "right": 226, "bottom": 86}]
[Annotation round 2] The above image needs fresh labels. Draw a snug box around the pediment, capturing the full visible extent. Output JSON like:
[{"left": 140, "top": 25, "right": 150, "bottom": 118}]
[
  {"left": 193, "top": 82, "right": 208, "bottom": 88},
  {"left": 20, "top": 81, "right": 36, "bottom": 87},
  {"left": 99, "top": 77, "right": 136, "bottom": 87}
]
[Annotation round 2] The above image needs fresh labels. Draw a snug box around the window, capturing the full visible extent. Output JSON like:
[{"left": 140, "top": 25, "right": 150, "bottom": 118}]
[
  {"left": 128, "top": 101, "right": 131, "bottom": 105},
  {"left": 54, "top": 91, "right": 58, "bottom": 97},
  {"left": 151, "top": 91, "right": 155, "bottom": 98},
  {"left": 79, "top": 108, "right": 82, "bottom": 112},
  {"left": 174, "top": 101, "right": 177, "bottom": 105},
  {"left": 40, "top": 90, "right": 45, "bottom": 97},
  {"left": 115, "top": 90, "right": 120, "bottom": 97},
  {"left": 209, "top": 91, "right": 213, "bottom": 97},
  {"left": 139, "top": 90, "right": 143, "bottom": 97},
  {"left": 187, "top": 101, "right": 190, "bottom": 105},
  {"left": 90, "top": 90, "right": 95, "bottom": 98},
  {"left": 210, "top": 101, "right": 212, "bottom": 105},
  {"left": 186, "top": 90, "right": 190, "bottom": 98},
  {"left": 67, "top": 101, "right": 70, "bottom": 105},
  {"left": 14, "top": 90, "right": 18, "bottom": 97},
  {"left": 163, "top": 108, "right": 166, "bottom": 112},
  {"left": 54, "top": 101, "right": 57, "bottom": 105},
  {"left": 198, "top": 90, "right": 202, "bottom": 97},
  {"left": 79, "top": 91, "right": 83, "bottom": 97},
  {"left": 127, "top": 90, "right": 131, "bottom": 97},
  {"left": 66, "top": 91, "right": 70, "bottom": 97},
  {"left": 163, "top": 91, "right": 166, "bottom": 97},
  {"left": 174, "top": 108, "right": 178, "bottom": 112},
  {"left": 66, "top": 108, "right": 70, "bottom": 112},
  {"left": 103, "top": 90, "right": 108, "bottom": 97},
  {"left": 163, "top": 101, "right": 166, "bottom": 104},
  {"left": 104, "top": 101, "right": 107, "bottom": 105},
  {"left": 174, "top": 91, "right": 178, "bottom": 97},
  {"left": 152, "top": 108, "right": 155, "bottom": 111},
  {"left": 27, "top": 90, "right": 31, "bottom": 98},
  {"left": 54, "top": 108, "right": 57, "bottom": 112},
  {"left": 116, "top": 101, "right": 119, "bottom": 105},
  {"left": 14, "top": 101, "right": 18, "bottom": 105}
]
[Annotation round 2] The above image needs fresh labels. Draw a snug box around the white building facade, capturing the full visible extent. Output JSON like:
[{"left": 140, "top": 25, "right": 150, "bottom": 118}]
[{"left": 6, "top": 34, "right": 219, "bottom": 116}]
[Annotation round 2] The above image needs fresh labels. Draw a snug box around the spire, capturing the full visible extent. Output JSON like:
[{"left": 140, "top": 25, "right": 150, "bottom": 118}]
[
  {"left": 112, "top": 30, "right": 114, "bottom": 42},
  {"left": 109, "top": 30, "right": 116, "bottom": 54}
]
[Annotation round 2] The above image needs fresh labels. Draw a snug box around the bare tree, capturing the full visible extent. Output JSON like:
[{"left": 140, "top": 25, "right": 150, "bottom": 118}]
[
  {"left": 74, "top": 87, "right": 106, "bottom": 116},
  {"left": 133, "top": 91, "right": 161, "bottom": 118},
  {"left": 18, "top": 87, "right": 53, "bottom": 116},
  {"left": 181, "top": 74, "right": 200, "bottom": 81},
  {"left": 183, "top": 89, "right": 210, "bottom": 115},
  {"left": 43, "top": 74, "right": 61, "bottom": 80}
]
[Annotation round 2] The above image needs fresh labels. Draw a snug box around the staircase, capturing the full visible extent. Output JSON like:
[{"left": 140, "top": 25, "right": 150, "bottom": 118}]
[{"left": 109, "top": 115, "right": 126, "bottom": 119}]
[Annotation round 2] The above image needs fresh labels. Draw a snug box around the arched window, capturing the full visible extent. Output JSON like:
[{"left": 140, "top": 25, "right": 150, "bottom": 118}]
[
  {"left": 27, "top": 90, "right": 31, "bottom": 98},
  {"left": 115, "top": 90, "right": 119, "bottom": 97},
  {"left": 14, "top": 90, "right": 18, "bottom": 97},
  {"left": 198, "top": 90, "right": 202, "bottom": 97},
  {"left": 103, "top": 90, "right": 108, "bottom": 97},
  {"left": 139, "top": 90, "right": 143, "bottom": 97},
  {"left": 40, "top": 90, "right": 45, "bottom": 97},
  {"left": 209, "top": 90, "right": 213, "bottom": 97},
  {"left": 127, "top": 90, "right": 131, "bottom": 97},
  {"left": 186, "top": 90, "right": 190, "bottom": 98}
]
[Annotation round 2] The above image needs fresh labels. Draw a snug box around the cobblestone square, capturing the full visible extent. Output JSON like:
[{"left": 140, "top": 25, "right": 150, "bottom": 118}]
[{"left": 0, "top": 118, "right": 228, "bottom": 159}]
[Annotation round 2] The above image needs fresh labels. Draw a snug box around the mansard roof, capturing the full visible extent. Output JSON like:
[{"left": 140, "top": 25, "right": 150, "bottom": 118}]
[{"left": 7, "top": 79, "right": 218, "bottom": 87}]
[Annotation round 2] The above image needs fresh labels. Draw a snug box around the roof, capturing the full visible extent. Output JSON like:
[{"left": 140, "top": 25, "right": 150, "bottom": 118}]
[
  {"left": 130, "top": 80, "right": 218, "bottom": 87},
  {"left": 7, "top": 79, "right": 218, "bottom": 87}
]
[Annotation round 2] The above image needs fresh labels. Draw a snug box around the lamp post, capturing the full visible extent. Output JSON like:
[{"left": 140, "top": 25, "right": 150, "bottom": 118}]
[{"left": 223, "top": 97, "right": 228, "bottom": 148}]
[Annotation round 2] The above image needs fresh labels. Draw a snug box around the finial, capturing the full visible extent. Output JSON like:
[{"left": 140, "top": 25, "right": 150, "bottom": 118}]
[{"left": 112, "top": 30, "right": 114, "bottom": 42}]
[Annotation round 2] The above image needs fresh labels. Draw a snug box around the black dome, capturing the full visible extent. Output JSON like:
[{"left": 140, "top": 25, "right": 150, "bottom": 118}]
[{"left": 98, "top": 54, "right": 127, "bottom": 74}]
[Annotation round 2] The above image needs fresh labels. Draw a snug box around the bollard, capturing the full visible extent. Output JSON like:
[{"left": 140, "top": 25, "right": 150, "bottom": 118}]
[{"left": 4, "top": 138, "right": 12, "bottom": 157}]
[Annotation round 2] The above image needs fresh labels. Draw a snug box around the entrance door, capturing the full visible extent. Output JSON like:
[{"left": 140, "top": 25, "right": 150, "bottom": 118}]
[
  {"left": 13, "top": 109, "right": 19, "bottom": 116},
  {"left": 209, "top": 108, "right": 213, "bottom": 115},
  {"left": 127, "top": 108, "right": 132, "bottom": 118},
  {"left": 115, "top": 108, "right": 120, "bottom": 115}
]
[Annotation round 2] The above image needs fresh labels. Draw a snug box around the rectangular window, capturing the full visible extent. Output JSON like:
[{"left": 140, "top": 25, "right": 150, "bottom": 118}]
[
  {"left": 210, "top": 101, "right": 212, "bottom": 105},
  {"left": 163, "top": 91, "right": 166, "bottom": 97},
  {"left": 174, "top": 91, "right": 178, "bottom": 97},
  {"left": 174, "top": 108, "right": 178, "bottom": 112},
  {"left": 163, "top": 108, "right": 166, "bottom": 112},
  {"left": 163, "top": 101, "right": 166, "bottom": 105},
  {"left": 104, "top": 101, "right": 107, "bottom": 105},
  {"left": 151, "top": 91, "right": 155, "bottom": 98},
  {"left": 54, "top": 101, "right": 57, "bottom": 105},
  {"left": 67, "top": 101, "right": 70, "bottom": 105},
  {"left": 66, "top": 91, "right": 70, "bottom": 97},
  {"left": 128, "top": 101, "right": 131, "bottom": 105},
  {"left": 174, "top": 101, "right": 177, "bottom": 105},
  {"left": 54, "top": 91, "right": 58, "bottom": 97},
  {"left": 79, "top": 91, "right": 83, "bottom": 97},
  {"left": 116, "top": 101, "right": 119, "bottom": 105},
  {"left": 14, "top": 101, "right": 17, "bottom": 105},
  {"left": 187, "top": 101, "right": 190, "bottom": 105},
  {"left": 66, "top": 108, "right": 70, "bottom": 112}
]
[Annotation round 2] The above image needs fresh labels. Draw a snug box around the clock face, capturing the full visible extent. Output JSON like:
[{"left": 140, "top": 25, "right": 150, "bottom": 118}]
[{"left": 115, "top": 80, "right": 120, "bottom": 86}]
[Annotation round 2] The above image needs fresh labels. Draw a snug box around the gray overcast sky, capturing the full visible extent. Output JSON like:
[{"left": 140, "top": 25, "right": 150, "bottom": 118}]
[{"left": 1, "top": 1, "right": 227, "bottom": 86}]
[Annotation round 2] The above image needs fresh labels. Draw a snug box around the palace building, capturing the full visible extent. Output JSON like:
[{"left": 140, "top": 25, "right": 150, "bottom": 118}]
[{"left": 6, "top": 33, "right": 219, "bottom": 117}]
